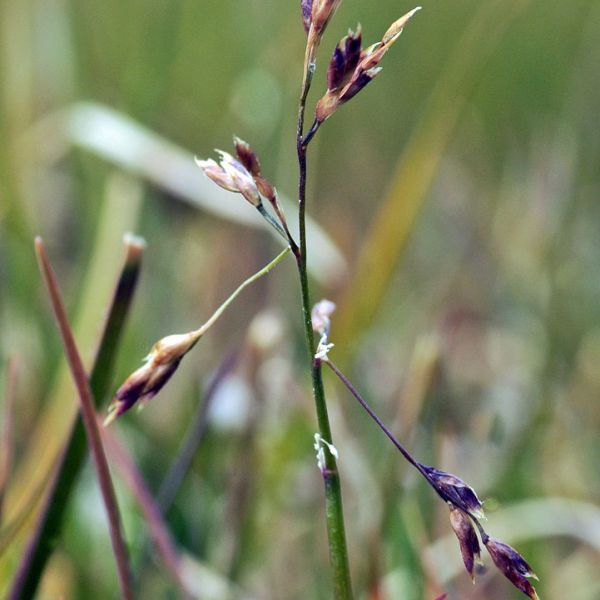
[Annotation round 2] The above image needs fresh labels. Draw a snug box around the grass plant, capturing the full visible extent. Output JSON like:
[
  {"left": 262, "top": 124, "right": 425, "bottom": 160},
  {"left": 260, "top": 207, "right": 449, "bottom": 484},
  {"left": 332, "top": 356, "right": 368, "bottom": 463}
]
[{"left": 1, "top": 2, "right": 599, "bottom": 599}]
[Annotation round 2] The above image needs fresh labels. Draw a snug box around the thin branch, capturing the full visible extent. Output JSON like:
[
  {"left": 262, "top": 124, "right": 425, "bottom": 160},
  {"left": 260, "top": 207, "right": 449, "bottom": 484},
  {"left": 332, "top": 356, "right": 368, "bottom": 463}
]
[
  {"left": 324, "top": 359, "right": 495, "bottom": 544},
  {"left": 105, "top": 246, "right": 291, "bottom": 425},
  {"left": 302, "top": 119, "right": 321, "bottom": 148},
  {"left": 323, "top": 359, "right": 424, "bottom": 474},
  {"left": 256, "top": 203, "right": 289, "bottom": 241},
  {"left": 31, "top": 237, "right": 134, "bottom": 600},
  {"left": 191, "top": 246, "right": 291, "bottom": 339},
  {"left": 264, "top": 193, "right": 299, "bottom": 257}
]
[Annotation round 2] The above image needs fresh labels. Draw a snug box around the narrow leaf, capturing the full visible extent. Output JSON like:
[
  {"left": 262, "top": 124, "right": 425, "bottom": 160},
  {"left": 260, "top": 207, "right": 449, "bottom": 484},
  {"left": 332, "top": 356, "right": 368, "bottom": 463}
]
[
  {"left": 29, "top": 237, "right": 134, "bottom": 600},
  {"left": 8, "top": 235, "right": 143, "bottom": 600}
]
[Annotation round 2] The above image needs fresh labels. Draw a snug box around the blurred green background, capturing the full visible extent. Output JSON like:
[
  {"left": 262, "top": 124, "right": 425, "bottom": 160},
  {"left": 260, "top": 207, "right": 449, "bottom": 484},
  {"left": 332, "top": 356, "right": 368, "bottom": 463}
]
[{"left": 1, "top": 0, "right": 600, "bottom": 598}]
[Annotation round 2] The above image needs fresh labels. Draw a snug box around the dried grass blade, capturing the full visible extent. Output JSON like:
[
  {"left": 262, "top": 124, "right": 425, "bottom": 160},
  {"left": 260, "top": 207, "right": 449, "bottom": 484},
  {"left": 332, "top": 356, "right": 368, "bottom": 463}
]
[{"left": 157, "top": 350, "right": 239, "bottom": 511}]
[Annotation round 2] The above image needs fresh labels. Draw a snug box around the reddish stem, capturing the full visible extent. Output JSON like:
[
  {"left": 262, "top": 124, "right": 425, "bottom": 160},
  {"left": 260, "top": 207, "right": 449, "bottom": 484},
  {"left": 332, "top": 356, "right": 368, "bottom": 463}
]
[{"left": 34, "top": 237, "right": 134, "bottom": 600}]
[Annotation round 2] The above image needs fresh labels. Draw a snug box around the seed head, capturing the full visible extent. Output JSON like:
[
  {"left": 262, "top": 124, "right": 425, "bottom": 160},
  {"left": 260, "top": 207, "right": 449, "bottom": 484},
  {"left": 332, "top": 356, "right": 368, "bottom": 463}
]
[
  {"left": 233, "top": 136, "right": 261, "bottom": 176},
  {"left": 310, "top": 0, "right": 343, "bottom": 36},
  {"left": 327, "top": 27, "right": 362, "bottom": 92},
  {"left": 315, "top": 7, "right": 421, "bottom": 123},
  {"left": 104, "top": 332, "right": 198, "bottom": 426},
  {"left": 484, "top": 537, "right": 539, "bottom": 599},
  {"left": 301, "top": 0, "right": 313, "bottom": 33},
  {"left": 419, "top": 464, "right": 485, "bottom": 519},
  {"left": 196, "top": 150, "right": 261, "bottom": 207},
  {"left": 233, "top": 136, "right": 275, "bottom": 199},
  {"left": 448, "top": 504, "right": 482, "bottom": 582}
]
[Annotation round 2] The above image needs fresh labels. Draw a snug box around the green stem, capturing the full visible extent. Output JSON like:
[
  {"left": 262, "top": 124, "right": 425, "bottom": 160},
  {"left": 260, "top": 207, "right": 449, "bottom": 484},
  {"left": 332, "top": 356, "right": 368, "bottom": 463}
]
[
  {"left": 191, "top": 246, "right": 291, "bottom": 339},
  {"left": 296, "top": 64, "right": 353, "bottom": 600}
]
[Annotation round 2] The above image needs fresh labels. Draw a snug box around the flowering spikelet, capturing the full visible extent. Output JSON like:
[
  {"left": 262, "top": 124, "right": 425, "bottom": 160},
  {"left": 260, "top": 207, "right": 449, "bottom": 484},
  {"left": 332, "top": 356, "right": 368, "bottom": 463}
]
[
  {"left": 485, "top": 537, "right": 540, "bottom": 599},
  {"left": 301, "top": 0, "right": 344, "bottom": 82},
  {"left": 306, "top": 0, "right": 343, "bottom": 36},
  {"left": 301, "top": 0, "right": 313, "bottom": 33},
  {"left": 195, "top": 150, "right": 261, "bottom": 206},
  {"left": 327, "top": 27, "right": 362, "bottom": 92},
  {"left": 419, "top": 464, "right": 485, "bottom": 519},
  {"left": 448, "top": 504, "right": 481, "bottom": 582},
  {"left": 104, "top": 333, "right": 198, "bottom": 426},
  {"left": 233, "top": 136, "right": 276, "bottom": 200},
  {"left": 315, "top": 7, "right": 421, "bottom": 123}
]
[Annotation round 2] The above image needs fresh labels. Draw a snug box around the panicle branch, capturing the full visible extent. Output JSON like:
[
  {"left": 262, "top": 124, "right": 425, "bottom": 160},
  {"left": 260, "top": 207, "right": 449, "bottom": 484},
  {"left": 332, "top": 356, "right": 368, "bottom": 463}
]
[
  {"left": 196, "top": 138, "right": 298, "bottom": 252},
  {"left": 105, "top": 246, "right": 291, "bottom": 425},
  {"left": 315, "top": 8, "right": 421, "bottom": 123},
  {"left": 316, "top": 300, "right": 539, "bottom": 599}
]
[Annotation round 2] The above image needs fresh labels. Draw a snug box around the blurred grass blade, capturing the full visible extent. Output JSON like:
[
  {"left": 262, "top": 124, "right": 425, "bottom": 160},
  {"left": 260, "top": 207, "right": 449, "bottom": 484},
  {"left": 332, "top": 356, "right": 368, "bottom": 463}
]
[
  {"left": 132, "top": 351, "right": 239, "bottom": 580},
  {"left": 25, "top": 101, "right": 347, "bottom": 285},
  {"left": 334, "top": 0, "right": 533, "bottom": 357},
  {"left": 0, "top": 357, "right": 18, "bottom": 525},
  {"left": 0, "top": 172, "right": 142, "bottom": 578},
  {"left": 0, "top": 478, "right": 52, "bottom": 555},
  {"left": 8, "top": 235, "right": 144, "bottom": 600},
  {"left": 102, "top": 425, "right": 193, "bottom": 599},
  {"left": 178, "top": 554, "right": 252, "bottom": 600},
  {"left": 17, "top": 238, "right": 135, "bottom": 600},
  {"left": 158, "top": 350, "right": 239, "bottom": 511}
]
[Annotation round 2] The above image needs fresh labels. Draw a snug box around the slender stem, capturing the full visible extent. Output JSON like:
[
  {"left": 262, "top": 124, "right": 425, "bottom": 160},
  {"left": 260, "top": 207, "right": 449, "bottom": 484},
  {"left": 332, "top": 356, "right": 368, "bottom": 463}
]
[
  {"left": 324, "top": 358, "right": 449, "bottom": 494},
  {"left": 302, "top": 119, "right": 321, "bottom": 147},
  {"left": 33, "top": 238, "right": 134, "bottom": 600},
  {"left": 296, "top": 63, "right": 353, "bottom": 599},
  {"left": 265, "top": 194, "right": 300, "bottom": 257},
  {"left": 191, "top": 246, "right": 291, "bottom": 339},
  {"left": 9, "top": 235, "right": 144, "bottom": 600},
  {"left": 256, "top": 203, "right": 289, "bottom": 241},
  {"left": 470, "top": 512, "right": 489, "bottom": 544},
  {"left": 324, "top": 360, "right": 425, "bottom": 474}
]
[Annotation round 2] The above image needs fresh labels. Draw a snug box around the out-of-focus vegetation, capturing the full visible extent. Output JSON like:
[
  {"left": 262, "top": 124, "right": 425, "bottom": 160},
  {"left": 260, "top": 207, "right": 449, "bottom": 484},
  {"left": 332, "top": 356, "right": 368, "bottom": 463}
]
[{"left": 1, "top": 0, "right": 599, "bottom": 598}]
